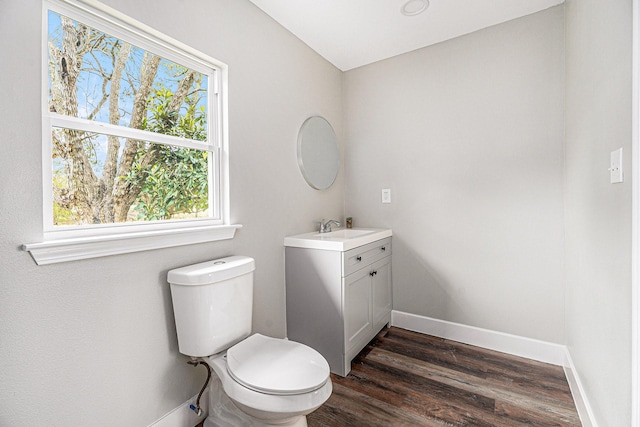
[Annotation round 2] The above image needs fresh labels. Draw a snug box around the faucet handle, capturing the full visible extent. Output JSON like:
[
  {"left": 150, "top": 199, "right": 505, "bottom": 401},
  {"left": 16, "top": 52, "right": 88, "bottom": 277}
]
[{"left": 319, "top": 219, "right": 340, "bottom": 233}]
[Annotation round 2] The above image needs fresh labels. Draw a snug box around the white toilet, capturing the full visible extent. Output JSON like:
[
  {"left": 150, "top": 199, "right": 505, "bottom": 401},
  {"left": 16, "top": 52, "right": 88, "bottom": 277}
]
[{"left": 168, "top": 256, "right": 332, "bottom": 427}]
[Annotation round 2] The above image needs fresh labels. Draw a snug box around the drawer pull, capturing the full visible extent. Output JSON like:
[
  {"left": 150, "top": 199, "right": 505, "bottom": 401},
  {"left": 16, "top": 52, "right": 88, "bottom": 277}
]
[
  {"left": 356, "top": 256, "right": 362, "bottom": 262},
  {"left": 381, "top": 246, "right": 386, "bottom": 251},
  {"left": 370, "top": 270, "right": 378, "bottom": 276}
]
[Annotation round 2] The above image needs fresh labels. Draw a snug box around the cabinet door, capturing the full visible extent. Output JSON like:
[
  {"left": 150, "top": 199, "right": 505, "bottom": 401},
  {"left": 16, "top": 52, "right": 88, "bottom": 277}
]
[
  {"left": 372, "top": 257, "right": 392, "bottom": 326},
  {"left": 344, "top": 268, "right": 372, "bottom": 351}
]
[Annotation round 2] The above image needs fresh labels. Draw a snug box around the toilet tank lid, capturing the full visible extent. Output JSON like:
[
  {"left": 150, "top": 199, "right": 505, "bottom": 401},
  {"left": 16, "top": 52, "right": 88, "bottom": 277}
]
[{"left": 167, "top": 256, "right": 255, "bottom": 286}]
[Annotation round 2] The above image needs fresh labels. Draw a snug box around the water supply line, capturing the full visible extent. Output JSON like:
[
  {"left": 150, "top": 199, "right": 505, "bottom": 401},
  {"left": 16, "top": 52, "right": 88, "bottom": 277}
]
[{"left": 187, "top": 359, "right": 212, "bottom": 416}]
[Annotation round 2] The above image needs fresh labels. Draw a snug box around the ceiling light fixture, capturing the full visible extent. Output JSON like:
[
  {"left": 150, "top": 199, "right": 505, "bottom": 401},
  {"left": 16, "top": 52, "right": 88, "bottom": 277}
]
[{"left": 401, "top": 0, "right": 429, "bottom": 16}]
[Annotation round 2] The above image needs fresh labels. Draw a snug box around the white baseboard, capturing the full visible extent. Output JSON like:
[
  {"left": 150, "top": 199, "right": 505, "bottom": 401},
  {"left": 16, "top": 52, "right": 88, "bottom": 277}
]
[
  {"left": 391, "top": 310, "right": 567, "bottom": 366},
  {"left": 147, "top": 390, "right": 209, "bottom": 427},
  {"left": 564, "top": 350, "right": 599, "bottom": 427},
  {"left": 391, "top": 310, "right": 598, "bottom": 426}
]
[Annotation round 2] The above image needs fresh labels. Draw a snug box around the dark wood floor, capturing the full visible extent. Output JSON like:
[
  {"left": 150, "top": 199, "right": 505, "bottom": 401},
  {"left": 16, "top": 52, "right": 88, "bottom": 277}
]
[{"left": 307, "top": 327, "right": 581, "bottom": 427}]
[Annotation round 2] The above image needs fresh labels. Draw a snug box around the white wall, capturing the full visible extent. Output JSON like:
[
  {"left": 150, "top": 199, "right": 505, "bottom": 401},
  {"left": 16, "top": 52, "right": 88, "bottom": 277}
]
[
  {"left": 564, "top": 0, "right": 633, "bottom": 425},
  {"left": 0, "top": 0, "right": 343, "bottom": 425},
  {"left": 344, "top": 7, "right": 566, "bottom": 343}
]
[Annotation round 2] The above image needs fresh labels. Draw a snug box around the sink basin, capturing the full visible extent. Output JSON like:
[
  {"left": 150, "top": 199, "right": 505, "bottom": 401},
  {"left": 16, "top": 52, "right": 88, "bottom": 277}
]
[
  {"left": 284, "top": 228, "right": 392, "bottom": 251},
  {"left": 312, "top": 229, "right": 374, "bottom": 238}
]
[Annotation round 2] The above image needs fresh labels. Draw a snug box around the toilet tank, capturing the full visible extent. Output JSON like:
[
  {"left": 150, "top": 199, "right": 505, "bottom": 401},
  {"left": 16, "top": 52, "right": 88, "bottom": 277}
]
[{"left": 168, "top": 256, "right": 255, "bottom": 357}]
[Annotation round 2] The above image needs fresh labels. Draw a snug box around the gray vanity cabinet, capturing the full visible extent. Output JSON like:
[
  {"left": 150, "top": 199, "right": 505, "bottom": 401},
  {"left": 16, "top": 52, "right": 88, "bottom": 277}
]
[{"left": 285, "top": 237, "right": 392, "bottom": 376}]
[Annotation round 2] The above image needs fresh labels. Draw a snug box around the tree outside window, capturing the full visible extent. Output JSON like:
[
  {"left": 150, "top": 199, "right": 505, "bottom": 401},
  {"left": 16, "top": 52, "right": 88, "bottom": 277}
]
[{"left": 47, "top": 8, "right": 217, "bottom": 228}]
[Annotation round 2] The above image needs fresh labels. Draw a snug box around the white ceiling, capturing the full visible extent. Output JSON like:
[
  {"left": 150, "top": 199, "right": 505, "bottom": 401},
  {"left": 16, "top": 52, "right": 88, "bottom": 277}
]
[{"left": 247, "top": 0, "right": 564, "bottom": 71}]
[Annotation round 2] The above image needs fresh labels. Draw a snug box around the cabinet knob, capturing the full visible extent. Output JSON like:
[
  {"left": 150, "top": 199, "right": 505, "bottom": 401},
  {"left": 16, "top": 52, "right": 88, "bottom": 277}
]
[
  {"left": 381, "top": 246, "right": 386, "bottom": 251},
  {"left": 356, "top": 256, "right": 362, "bottom": 262},
  {"left": 370, "top": 270, "right": 377, "bottom": 276}
]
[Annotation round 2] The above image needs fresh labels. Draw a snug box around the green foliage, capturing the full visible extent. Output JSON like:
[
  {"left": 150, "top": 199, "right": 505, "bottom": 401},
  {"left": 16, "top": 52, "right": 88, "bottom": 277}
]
[
  {"left": 143, "top": 87, "right": 207, "bottom": 141},
  {"left": 53, "top": 203, "right": 75, "bottom": 225},
  {"left": 127, "top": 88, "right": 209, "bottom": 221},
  {"left": 52, "top": 171, "right": 77, "bottom": 225}
]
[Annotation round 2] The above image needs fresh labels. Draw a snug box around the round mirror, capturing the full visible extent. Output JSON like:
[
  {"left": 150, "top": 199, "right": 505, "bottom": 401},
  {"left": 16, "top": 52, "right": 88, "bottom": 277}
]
[{"left": 297, "top": 116, "right": 340, "bottom": 190}]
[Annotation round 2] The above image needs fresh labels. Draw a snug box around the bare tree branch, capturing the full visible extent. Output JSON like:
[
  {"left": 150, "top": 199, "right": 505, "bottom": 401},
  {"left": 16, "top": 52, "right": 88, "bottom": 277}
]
[
  {"left": 99, "top": 41, "right": 131, "bottom": 222},
  {"left": 51, "top": 16, "right": 100, "bottom": 223},
  {"left": 112, "top": 52, "right": 162, "bottom": 221}
]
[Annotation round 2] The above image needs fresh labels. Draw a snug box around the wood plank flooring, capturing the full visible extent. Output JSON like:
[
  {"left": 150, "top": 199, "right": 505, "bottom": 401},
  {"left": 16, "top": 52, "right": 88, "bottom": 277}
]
[{"left": 307, "top": 327, "right": 581, "bottom": 427}]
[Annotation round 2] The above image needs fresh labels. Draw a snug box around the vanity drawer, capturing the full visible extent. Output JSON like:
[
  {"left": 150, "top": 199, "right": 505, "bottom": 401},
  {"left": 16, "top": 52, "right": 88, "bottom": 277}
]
[{"left": 342, "top": 237, "right": 391, "bottom": 277}]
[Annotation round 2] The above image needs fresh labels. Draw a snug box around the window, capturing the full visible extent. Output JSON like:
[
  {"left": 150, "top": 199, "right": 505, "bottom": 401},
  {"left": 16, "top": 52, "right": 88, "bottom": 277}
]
[{"left": 24, "top": 0, "right": 238, "bottom": 265}]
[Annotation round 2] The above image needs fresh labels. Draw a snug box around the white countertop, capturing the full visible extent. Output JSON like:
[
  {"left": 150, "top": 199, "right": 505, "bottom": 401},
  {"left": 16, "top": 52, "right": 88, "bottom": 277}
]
[{"left": 284, "top": 228, "right": 392, "bottom": 251}]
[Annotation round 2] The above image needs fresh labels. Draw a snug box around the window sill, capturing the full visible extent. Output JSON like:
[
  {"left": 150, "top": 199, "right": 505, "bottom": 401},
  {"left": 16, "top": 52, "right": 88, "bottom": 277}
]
[{"left": 23, "top": 224, "right": 242, "bottom": 265}]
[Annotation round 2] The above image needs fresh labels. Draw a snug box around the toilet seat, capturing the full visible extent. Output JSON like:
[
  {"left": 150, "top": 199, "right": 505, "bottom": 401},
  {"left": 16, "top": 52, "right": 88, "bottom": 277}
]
[{"left": 226, "top": 334, "right": 330, "bottom": 395}]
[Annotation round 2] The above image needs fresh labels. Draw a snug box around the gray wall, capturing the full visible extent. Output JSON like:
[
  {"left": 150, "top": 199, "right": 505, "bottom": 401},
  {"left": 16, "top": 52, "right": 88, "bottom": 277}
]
[
  {"left": 0, "top": 0, "right": 343, "bottom": 425},
  {"left": 564, "top": 0, "right": 633, "bottom": 425},
  {"left": 343, "top": 7, "right": 566, "bottom": 343}
]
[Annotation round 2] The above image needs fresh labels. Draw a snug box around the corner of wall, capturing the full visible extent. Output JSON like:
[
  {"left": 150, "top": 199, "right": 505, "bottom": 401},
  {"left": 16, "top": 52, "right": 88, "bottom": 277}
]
[
  {"left": 147, "top": 391, "right": 208, "bottom": 427},
  {"left": 563, "top": 350, "right": 599, "bottom": 427}
]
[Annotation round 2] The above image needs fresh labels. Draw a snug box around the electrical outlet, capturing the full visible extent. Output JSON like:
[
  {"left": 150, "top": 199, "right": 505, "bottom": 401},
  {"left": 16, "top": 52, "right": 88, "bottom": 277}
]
[
  {"left": 610, "top": 148, "right": 623, "bottom": 184},
  {"left": 381, "top": 189, "right": 391, "bottom": 204}
]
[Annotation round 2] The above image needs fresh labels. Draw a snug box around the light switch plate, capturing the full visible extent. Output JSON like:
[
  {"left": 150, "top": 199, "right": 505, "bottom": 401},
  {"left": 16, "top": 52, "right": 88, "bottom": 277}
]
[
  {"left": 381, "top": 189, "right": 391, "bottom": 204},
  {"left": 610, "top": 148, "right": 623, "bottom": 184}
]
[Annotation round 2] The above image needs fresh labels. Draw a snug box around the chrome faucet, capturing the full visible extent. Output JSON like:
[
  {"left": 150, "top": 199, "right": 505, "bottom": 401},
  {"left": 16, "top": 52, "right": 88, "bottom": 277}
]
[{"left": 319, "top": 219, "right": 341, "bottom": 233}]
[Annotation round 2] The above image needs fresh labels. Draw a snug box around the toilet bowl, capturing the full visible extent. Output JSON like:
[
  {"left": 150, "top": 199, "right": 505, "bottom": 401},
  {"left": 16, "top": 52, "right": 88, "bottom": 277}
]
[
  {"left": 205, "top": 334, "right": 332, "bottom": 427},
  {"left": 167, "top": 256, "right": 332, "bottom": 427}
]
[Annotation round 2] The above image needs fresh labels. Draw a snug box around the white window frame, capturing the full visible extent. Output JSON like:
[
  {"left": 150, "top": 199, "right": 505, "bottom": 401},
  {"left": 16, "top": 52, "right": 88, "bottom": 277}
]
[{"left": 23, "top": 0, "right": 239, "bottom": 265}]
